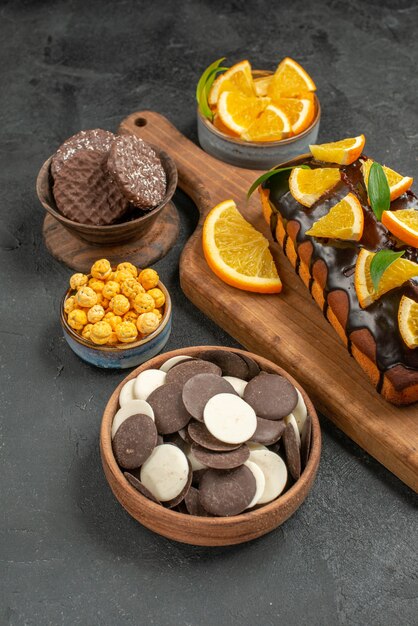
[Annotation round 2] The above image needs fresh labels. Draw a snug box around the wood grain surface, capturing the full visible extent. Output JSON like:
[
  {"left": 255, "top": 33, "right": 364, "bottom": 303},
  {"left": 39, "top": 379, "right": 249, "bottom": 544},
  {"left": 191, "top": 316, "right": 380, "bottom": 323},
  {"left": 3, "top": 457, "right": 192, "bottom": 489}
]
[
  {"left": 42, "top": 201, "right": 180, "bottom": 272},
  {"left": 119, "top": 110, "right": 418, "bottom": 492}
]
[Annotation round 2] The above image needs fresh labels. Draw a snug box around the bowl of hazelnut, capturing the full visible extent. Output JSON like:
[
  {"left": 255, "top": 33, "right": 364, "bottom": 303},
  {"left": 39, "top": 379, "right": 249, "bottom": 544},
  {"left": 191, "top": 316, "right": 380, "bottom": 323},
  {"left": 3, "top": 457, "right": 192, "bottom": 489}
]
[{"left": 61, "top": 258, "right": 172, "bottom": 369}]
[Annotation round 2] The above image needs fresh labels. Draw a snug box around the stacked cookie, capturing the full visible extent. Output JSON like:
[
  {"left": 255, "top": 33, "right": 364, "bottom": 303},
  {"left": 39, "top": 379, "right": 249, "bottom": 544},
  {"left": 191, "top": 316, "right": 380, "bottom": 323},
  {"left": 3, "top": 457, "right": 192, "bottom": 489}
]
[
  {"left": 51, "top": 130, "right": 167, "bottom": 225},
  {"left": 111, "top": 350, "right": 312, "bottom": 517}
]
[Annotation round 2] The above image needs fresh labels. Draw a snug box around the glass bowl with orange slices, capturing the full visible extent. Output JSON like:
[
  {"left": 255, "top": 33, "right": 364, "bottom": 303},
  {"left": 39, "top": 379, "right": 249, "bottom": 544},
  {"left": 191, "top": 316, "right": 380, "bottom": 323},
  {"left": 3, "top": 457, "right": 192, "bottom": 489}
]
[{"left": 196, "top": 57, "right": 321, "bottom": 170}]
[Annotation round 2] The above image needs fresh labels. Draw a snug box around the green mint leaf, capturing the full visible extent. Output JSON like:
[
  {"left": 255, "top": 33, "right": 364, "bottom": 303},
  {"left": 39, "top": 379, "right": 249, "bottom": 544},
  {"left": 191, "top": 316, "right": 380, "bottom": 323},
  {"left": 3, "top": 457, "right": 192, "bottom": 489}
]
[
  {"left": 196, "top": 62, "right": 229, "bottom": 121},
  {"left": 247, "top": 164, "right": 310, "bottom": 200},
  {"left": 370, "top": 249, "right": 405, "bottom": 291},
  {"left": 196, "top": 57, "right": 226, "bottom": 104},
  {"left": 368, "top": 161, "right": 390, "bottom": 220},
  {"left": 198, "top": 66, "right": 229, "bottom": 121},
  {"left": 198, "top": 86, "right": 214, "bottom": 120}
]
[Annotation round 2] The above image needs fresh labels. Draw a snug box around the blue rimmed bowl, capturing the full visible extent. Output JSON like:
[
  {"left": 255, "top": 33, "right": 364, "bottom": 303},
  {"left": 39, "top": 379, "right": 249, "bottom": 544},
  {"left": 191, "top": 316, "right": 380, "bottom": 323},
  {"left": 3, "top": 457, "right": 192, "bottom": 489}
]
[
  {"left": 197, "top": 70, "right": 321, "bottom": 170},
  {"left": 60, "top": 280, "right": 172, "bottom": 369}
]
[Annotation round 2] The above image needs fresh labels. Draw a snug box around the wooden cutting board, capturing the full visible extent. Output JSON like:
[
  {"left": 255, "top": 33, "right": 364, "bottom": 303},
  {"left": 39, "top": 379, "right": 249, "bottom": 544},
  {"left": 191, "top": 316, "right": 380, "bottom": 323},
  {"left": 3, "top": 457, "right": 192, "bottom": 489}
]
[{"left": 120, "top": 111, "right": 418, "bottom": 492}]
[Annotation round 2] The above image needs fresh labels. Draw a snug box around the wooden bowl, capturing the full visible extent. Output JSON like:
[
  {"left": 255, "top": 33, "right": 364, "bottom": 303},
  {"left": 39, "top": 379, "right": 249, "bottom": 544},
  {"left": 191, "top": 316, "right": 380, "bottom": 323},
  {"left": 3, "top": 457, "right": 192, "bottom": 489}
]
[
  {"left": 100, "top": 346, "right": 321, "bottom": 545},
  {"left": 61, "top": 280, "right": 172, "bottom": 369},
  {"left": 36, "top": 145, "right": 178, "bottom": 245}
]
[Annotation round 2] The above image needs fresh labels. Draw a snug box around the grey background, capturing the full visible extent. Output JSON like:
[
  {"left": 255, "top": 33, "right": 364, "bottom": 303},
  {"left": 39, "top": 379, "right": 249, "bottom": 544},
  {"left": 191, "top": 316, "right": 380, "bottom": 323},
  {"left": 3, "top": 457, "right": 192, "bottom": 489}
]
[{"left": 1, "top": 1, "right": 418, "bottom": 624}]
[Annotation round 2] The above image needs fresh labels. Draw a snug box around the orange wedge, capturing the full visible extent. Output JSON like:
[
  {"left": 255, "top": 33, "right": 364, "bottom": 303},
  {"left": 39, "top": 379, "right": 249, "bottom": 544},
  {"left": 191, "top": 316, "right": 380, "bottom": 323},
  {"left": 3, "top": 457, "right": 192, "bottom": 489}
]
[
  {"left": 212, "top": 114, "right": 240, "bottom": 137},
  {"left": 382, "top": 209, "right": 418, "bottom": 247},
  {"left": 305, "top": 193, "right": 364, "bottom": 241},
  {"left": 208, "top": 60, "right": 256, "bottom": 106},
  {"left": 271, "top": 97, "right": 315, "bottom": 134},
  {"left": 354, "top": 248, "right": 418, "bottom": 308},
  {"left": 361, "top": 158, "right": 413, "bottom": 202},
  {"left": 254, "top": 75, "right": 272, "bottom": 97},
  {"left": 217, "top": 92, "right": 270, "bottom": 134},
  {"left": 398, "top": 295, "right": 418, "bottom": 348},
  {"left": 289, "top": 167, "right": 341, "bottom": 208},
  {"left": 267, "top": 57, "right": 316, "bottom": 99},
  {"left": 241, "top": 104, "right": 291, "bottom": 142},
  {"left": 202, "top": 199, "right": 282, "bottom": 293},
  {"left": 309, "top": 135, "right": 365, "bottom": 165}
]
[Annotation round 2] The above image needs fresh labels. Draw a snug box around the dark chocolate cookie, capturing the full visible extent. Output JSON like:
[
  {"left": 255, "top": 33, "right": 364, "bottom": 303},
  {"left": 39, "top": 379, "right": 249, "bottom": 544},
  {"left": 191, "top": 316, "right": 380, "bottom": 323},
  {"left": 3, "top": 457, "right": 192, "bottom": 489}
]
[
  {"left": 199, "top": 466, "right": 256, "bottom": 516},
  {"left": 112, "top": 414, "right": 157, "bottom": 469},
  {"left": 182, "top": 373, "right": 237, "bottom": 421},
  {"left": 107, "top": 135, "right": 166, "bottom": 209},
  {"left": 243, "top": 373, "right": 298, "bottom": 420},
  {"left": 147, "top": 383, "right": 191, "bottom": 435},
  {"left": 191, "top": 443, "right": 250, "bottom": 470},
  {"left": 51, "top": 128, "right": 115, "bottom": 176},
  {"left": 53, "top": 149, "right": 129, "bottom": 225}
]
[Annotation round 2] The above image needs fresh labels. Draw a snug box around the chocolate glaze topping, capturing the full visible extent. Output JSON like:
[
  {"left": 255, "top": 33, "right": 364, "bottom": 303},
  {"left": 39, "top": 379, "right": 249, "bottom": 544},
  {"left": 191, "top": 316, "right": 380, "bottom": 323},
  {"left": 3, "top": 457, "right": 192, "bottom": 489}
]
[{"left": 266, "top": 156, "right": 418, "bottom": 374}]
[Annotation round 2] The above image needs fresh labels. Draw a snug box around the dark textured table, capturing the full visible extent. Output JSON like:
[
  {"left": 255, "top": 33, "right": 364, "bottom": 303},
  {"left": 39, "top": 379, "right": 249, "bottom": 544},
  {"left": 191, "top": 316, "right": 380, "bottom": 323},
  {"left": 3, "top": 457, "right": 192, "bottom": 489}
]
[{"left": 1, "top": 1, "right": 418, "bottom": 624}]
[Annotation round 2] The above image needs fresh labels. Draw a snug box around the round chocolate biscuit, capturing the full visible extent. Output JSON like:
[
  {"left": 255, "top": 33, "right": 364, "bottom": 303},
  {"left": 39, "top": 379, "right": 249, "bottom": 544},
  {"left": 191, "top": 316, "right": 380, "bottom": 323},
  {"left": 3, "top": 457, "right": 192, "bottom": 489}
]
[
  {"left": 53, "top": 149, "right": 129, "bottom": 225},
  {"left": 124, "top": 472, "right": 161, "bottom": 504},
  {"left": 163, "top": 432, "right": 189, "bottom": 453},
  {"left": 238, "top": 353, "right": 261, "bottom": 380},
  {"left": 107, "top": 135, "right": 166, "bottom": 209},
  {"left": 283, "top": 423, "right": 301, "bottom": 480},
  {"left": 112, "top": 413, "right": 157, "bottom": 469},
  {"left": 147, "top": 383, "right": 191, "bottom": 435},
  {"left": 182, "top": 373, "right": 237, "bottom": 421},
  {"left": 191, "top": 443, "right": 250, "bottom": 470},
  {"left": 51, "top": 128, "right": 115, "bottom": 176},
  {"left": 192, "top": 468, "right": 206, "bottom": 486},
  {"left": 165, "top": 359, "right": 222, "bottom": 387},
  {"left": 251, "top": 417, "right": 286, "bottom": 446},
  {"left": 184, "top": 487, "right": 212, "bottom": 517},
  {"left": 300, "top": 413, "right": 312, "bottom": 469},
  {"left": 243, "top": 373, "right": 298, "bottom": 420},
  {"left": 187, "top": 421, "right": 240, "bottom": 452},
  {"left": 199, "top": 466, "right": 256, "bottom": 516},
  {"left": 198, "top": 349, "right": 249, "bottom": 379}
]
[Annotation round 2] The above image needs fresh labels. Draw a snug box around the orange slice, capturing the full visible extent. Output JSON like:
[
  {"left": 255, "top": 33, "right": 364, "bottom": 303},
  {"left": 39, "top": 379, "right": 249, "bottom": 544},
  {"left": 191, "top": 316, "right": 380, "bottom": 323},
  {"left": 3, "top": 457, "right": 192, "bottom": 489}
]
[
  {"left": 202, "top": 199, "right": 282, "bottom": 293},
  {"left": 212, "top": 114, "right": 240, "bottom": 137},
  {"left": 267, "top": 57, "right": 316, "bottom": 99},
  {"left": 398, "top": 295, "right": 418, "bottom": 348},
  {"left": 208, "top": 60, "right": 256, "bottom": 106},
  {"left": 254, "top": 75, "right": 272, "bottom": 97},
  {"left": 241, "top": 104, "right": 291, "bottom": 142},
  {"left": 305, "top": 193, "right": 364, "bottom": 241},
  {"left": 361, "top": 158, "right": 413, "bottom": 202},
  {"left": 271, "top": 97, "right": 315, "bottom": 134},
  {"left": 382, "top": 209, "right": 418, "bottom": 247},
  {"left": 309, "top": 135, "right": 365, "bottom": 165},
  {"left": 354, "top": 248, "right": 418, "bottom": 308},
  {"left": 289, "top": 167, "right": 341, "bottom": 208},
  {"left": 217, "top": 92, "right": 270, "bottom": 134}
]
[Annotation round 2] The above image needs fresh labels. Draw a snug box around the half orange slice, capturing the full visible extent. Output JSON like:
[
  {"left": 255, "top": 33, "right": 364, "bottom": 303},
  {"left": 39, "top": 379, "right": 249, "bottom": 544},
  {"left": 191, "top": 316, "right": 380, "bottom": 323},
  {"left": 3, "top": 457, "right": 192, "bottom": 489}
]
[
  {"left": 202, "top": 199, "right": 282, "bottom": 293},
  {"left": 309, "top": 135, "right": 365, "bottom": 165}
]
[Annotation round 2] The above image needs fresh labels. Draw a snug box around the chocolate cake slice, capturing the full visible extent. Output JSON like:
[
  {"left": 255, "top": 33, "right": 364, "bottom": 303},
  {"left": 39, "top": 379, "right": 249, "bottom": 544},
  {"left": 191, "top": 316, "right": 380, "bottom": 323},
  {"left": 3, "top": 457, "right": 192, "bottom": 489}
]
[{"left": 259, "top": 156, "right": 418, "bottom": 405}]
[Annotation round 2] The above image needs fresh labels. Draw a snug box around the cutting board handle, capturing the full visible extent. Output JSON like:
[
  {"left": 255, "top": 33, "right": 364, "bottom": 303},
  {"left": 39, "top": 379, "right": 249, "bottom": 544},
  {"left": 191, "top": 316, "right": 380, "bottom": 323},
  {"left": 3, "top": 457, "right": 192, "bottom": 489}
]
[{"left": 119, "top": 111, "right": 226, "bottom": 218}]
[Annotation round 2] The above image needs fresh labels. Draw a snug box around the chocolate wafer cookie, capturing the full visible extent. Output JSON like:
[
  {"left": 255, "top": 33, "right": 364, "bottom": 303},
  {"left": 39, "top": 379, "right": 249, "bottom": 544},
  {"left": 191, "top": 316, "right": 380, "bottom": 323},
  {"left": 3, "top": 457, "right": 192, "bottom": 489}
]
[
  {"left": 53, "top": 149, "right": 129, "bottom": 225},
  {"left": 107, "top": 135, "right": 166, "bottom": 209},
  {"left": 51, "top": 128, "right": 115, "bottom": 177}
]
